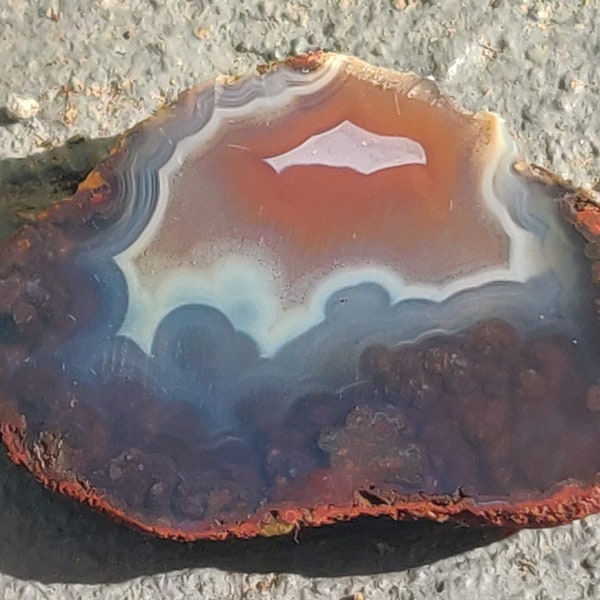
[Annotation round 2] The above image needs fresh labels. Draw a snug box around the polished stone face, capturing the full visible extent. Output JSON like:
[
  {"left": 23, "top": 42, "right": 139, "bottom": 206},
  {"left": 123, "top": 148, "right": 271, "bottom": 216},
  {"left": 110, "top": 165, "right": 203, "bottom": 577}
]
[
  {"left": 115, "top": 56, "right": 522, "bottom": 357},
  {"left": 0, "top": 53, "right": 599, "bottom": 539}
]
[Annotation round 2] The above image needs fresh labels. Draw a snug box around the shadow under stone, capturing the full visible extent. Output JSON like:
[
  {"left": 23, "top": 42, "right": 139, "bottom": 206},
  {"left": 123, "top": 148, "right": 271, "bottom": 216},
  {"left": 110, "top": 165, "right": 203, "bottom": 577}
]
[
  {"left": 0, "top": 134, "right": 118, "bottom": 239},
  {"left": 0, "top": 108, "right": 20, "bottom": 126}
]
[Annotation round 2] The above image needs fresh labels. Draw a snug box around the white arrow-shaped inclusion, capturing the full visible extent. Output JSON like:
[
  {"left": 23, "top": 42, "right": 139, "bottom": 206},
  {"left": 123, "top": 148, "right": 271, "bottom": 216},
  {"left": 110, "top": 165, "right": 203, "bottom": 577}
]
[{"left": 263, "top": 119, "right": 427, "bottom": 175}]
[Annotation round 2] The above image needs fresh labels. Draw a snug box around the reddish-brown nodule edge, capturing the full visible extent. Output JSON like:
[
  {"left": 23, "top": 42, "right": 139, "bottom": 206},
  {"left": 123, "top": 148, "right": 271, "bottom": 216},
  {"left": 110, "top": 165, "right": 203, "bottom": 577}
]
[
  {"left": 286, "top": 50, "right": 327, "bottom": 72},
  {"left": 2, "top": 416, "right": 599, "bottom": 541}
]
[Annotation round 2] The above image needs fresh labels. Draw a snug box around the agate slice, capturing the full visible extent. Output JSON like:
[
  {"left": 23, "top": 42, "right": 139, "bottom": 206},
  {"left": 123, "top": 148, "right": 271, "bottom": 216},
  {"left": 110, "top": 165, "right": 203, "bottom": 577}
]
[{"left": 2, "top": 52, "right": 600, "bottom": 540}]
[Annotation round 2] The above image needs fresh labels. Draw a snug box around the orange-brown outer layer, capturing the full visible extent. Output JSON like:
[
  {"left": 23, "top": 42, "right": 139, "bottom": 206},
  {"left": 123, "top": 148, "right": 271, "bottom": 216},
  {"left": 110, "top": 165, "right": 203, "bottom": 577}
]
[{"left": 2, "top": 413, "right": 600, "bottom": 541}]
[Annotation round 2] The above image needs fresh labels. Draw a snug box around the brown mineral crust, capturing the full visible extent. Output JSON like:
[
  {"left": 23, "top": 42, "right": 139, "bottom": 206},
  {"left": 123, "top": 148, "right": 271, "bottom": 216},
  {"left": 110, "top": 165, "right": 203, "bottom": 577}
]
[
  {"left": 8, "top": 364, "right": 115, "bottom": 477},
  {"left": 586, "top": 385, "right": 600, "bottom": 412},
  {"left": 558, "top": 183, "right": 600, "bottom": 295},
  {"left": 0, "top": 226, "right": 71, "bottom": 346},
  {"left": 12, "top": 365, "right": 72, "bottom": 426},
  {"left": 519, "top": 431, "right": 600, "bottom": 493},
  {"left": 463, "top": 318, "right": 521, "bottom": 359},
  {"left": 357, "top": 317, "right": 600, "bottom": 497},
  {"left": 172, "top": 469, "right": 259, "bottom": 524},
  {"left": 37, "top": 401, "right": 111, "bottom": 472},
  {"left": 562, "top": 192, "right": 600, "bottom": 243},
  {"left": 4, "top": 406, "right": 600, "bottom": 541},
  {"left": 318, "top": 405, "right": 424, "bottom": 486},
  {"left": 171, "top": 476, "right": 209, "bottom": 521},
  {"left": 518, "top": 337, "right": 588, "bottom": 427},
  {"left": 91, "top": 389, "right": 260, "bottom": 518},
  {"left": 100, "top": 381, "right": 211, "bottom": 453},
  {"left": 359, "top": 344, "right": 442, "bottom": 407},
  {"left": 420, "top": 413, "right": 481, "bottom": 495},
  {"left": 511, "top": 337, "right": 600, "bottom": 492},
  {"left": 172, "top": 437, "right": 266, "bottom": 519},
  {"left": 285, "top": 50, "right": 327, "bottom": 73},
  {"left": 240, "top": 389, "right": 360, "bottom": 492},
  {"left": 0, "top": 218, "right": 102, "bottom": 375},
  {"left": 284, "top": 390, "right": 360, "bottom": 432},
  {"left": 145, "top": 432, "right": 196, "bottom": 467},
  {"left": 99, "top": 448, "right": 179, "bottom": 515},
  {"left": 422, "top": 343, "right": 474, "bottom": 395},
  {"left": 457, "top": 394, "right": 515, "bottom": 492},
  {"left": 263, "top": 426, "right": 324, "bottom": 490},
  {"left": 264, "top": 384, "right": 420, "bottom": 498}
]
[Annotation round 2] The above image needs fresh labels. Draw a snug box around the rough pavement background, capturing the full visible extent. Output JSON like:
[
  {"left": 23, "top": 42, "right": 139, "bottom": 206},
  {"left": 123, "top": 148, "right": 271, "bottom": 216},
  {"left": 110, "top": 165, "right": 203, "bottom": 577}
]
[{"left": 0, "top": 0, "right": 599, "bottom": 598}]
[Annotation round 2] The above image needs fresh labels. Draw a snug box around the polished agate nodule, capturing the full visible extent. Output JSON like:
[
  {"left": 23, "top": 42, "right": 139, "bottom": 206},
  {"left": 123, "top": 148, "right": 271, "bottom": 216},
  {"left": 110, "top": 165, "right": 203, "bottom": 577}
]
[{"left": 1, "top": 53, "right": 600, "bottom": 540}]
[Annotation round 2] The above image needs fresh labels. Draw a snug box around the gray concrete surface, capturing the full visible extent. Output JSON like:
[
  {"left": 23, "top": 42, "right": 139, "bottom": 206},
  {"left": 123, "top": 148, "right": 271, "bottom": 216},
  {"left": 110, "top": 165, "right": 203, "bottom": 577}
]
[{"left": 0, "top": 0, "right": 599, "bottom": 598}]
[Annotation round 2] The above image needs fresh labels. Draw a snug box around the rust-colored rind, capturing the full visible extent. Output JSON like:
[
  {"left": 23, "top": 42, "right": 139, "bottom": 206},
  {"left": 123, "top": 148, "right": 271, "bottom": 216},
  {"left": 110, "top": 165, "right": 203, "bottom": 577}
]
[
  {"left": 2, "top": 413, "right": 600, "bottom": 541},
  {"left": 2, "top": 53, "right": 600, "bottom": 541}
]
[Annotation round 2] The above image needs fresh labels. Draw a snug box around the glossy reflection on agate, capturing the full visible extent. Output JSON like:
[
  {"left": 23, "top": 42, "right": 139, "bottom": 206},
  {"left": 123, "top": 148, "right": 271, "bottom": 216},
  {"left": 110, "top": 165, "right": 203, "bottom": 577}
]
[{"left": 1, "top": 53, "right": 600, "bottom": 539}]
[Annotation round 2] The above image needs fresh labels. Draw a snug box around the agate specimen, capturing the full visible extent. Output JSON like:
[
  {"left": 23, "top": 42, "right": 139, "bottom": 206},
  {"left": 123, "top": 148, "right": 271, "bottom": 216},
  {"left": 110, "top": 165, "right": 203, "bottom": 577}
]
[{"left": 2, "top": 52, "right": 600, "bottom": 540}]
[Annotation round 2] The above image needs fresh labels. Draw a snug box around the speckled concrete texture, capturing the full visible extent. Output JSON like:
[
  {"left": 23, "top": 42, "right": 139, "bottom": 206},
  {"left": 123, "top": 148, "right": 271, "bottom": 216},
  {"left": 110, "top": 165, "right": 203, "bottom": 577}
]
[{"left": 1, "top": 0, "right": 600, "bottom": 598}]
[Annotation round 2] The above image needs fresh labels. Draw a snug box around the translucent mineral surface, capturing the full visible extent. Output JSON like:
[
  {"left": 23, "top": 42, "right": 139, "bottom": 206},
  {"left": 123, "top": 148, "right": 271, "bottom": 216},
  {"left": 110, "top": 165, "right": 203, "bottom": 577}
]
[{"left": 1, "top": 53, "right": 599, "bottom": 539}]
